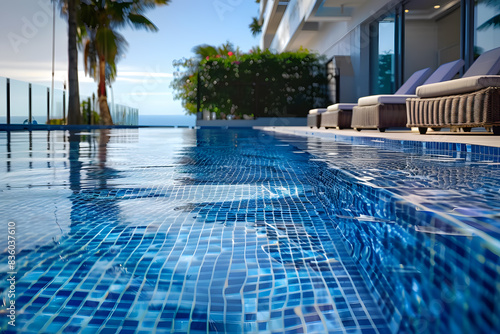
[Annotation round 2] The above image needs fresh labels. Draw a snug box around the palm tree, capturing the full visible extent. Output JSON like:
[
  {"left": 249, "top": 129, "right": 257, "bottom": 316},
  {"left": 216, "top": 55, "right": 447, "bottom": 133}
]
[
  {"left": 249, "top": 0, "right": 262, "bottom": 37},
  {"left": 79, "top": 0, "right": 170, "bottom": 125},
  {"left": 249, "top": 17, "right": 262, "bottom": 37},
  {"left": 56, "top": 0, "right": 82, "bottom": 125}
]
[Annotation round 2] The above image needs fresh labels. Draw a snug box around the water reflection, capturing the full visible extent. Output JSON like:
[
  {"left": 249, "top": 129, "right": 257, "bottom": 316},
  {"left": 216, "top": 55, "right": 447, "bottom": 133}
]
[
  {"left": 67, "top": 129, "right": 122, "bottom": 228},
  {"left": 5, "top": 131, "right": 10, "bottom": 172}
]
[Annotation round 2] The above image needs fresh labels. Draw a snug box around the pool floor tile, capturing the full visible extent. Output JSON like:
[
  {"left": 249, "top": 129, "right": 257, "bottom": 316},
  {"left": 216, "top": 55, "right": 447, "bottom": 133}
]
[{"left": 0, "top": 129, "right": 499, "bottom": 333}]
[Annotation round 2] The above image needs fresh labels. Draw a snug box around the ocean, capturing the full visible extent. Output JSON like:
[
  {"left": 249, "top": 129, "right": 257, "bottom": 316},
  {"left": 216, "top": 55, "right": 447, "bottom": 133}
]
[
  {"left": 2, "top": 114, "right": 197, "bottom": 127},
  {"left": 139, "top": 114, "right": 196, "bottom": 127}
]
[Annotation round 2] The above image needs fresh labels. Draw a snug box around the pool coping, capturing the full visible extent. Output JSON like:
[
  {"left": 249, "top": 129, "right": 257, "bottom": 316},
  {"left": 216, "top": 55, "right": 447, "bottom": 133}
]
[
  {"left": 256, "top": 126, "right": 500, "bottom": 149},
  {"left": 0, "top": 124, "right": 199, "bottom": 131}
]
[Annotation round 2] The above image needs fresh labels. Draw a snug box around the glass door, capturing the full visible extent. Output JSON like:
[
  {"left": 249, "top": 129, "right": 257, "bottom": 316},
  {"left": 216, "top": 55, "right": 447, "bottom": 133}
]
[
  {"left": 370, "top": 13, "right": 396, "bottom": 95},
  {"left": 474, "top": 0, "right": 500, "bottom": 57}
]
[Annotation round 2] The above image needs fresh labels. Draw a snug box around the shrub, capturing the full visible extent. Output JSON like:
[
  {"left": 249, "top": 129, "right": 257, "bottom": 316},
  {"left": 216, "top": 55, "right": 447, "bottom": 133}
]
[
  {"left": 171, "top": 48, "right": 331, "bottom": 118},
  {"left": 48, "top": 118, "right": 65, "bottom": 125},
  {"left": 81, "top": 98, "right": 100, "bottom": 125}
]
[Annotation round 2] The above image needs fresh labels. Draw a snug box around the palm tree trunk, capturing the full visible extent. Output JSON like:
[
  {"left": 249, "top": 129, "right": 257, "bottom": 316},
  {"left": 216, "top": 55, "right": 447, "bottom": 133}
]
[
  {"left": 67, "top": 0, "right": 81, "bottom": 125},
  {"left": 98, "top": 56, "right": 113, "bottom": 125}
]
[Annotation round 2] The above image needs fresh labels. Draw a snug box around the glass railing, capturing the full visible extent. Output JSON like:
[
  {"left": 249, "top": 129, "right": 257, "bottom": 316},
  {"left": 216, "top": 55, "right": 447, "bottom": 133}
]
[
  {"left": 0, "top": 76, "right": 138, "bottom": 126},
  {"left": 111, "top": 103, "right": 139, "bottom": 126}
]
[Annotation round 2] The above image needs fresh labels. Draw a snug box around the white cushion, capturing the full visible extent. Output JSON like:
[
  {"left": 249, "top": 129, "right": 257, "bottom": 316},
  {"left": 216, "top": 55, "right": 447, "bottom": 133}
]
[
  {"left": 357, "top": 94, "right": 416, "bottom": 106},
  {"left": 308, "top": 108, "right": 327, "bottom": 114},
  {"left": 416, "top": 75, "right": 500, "bottom": 98},
  {"left": 326, "top": 103, "right": 357, "bottom": 111}
]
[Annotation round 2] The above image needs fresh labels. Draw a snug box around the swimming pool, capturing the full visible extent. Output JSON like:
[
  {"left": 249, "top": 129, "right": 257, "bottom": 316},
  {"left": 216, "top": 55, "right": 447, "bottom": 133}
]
[{"left": 0, "top": 128, "right": 498, "bottom": 333}]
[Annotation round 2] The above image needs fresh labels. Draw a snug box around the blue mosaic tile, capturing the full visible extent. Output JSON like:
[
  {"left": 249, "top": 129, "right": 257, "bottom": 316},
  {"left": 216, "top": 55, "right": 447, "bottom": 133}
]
[
  {"left": 272, "top": 130, "right": 500, "bottom": 333},
  {"left": 1, "top": 128, "right": 499, "bottom": 333}
]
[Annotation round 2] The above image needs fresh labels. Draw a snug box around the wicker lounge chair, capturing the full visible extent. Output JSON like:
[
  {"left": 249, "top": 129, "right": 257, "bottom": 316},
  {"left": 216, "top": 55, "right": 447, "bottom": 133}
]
[
  {"left": 350, "top": 59, "right": 465, "bottom": 132},
  {"left": 407, "top": 47, "right": 500, "bottom": 135},
  {"left": 321, "top": 103, "right": 357, "bottom": 129},
  {"left": 320, "top": 67, "right": 431, "bottom": 130},
  {"left": 349, "top": 67, "right": 431, "bottom": 132},
  {"left": 307, "top": 108, "right": 327, "bottom": 128}
]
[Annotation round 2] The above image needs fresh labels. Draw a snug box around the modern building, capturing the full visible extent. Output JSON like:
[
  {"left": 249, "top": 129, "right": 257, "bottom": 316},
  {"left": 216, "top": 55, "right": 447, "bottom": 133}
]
[{"left": 259, "top": 0, "right": 500, "bottom": 104}]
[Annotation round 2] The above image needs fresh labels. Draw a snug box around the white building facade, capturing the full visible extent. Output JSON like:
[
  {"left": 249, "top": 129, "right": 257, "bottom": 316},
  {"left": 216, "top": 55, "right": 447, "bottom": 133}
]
[{"left": 259, "top": 0, "right": 500, "bottom": 103}]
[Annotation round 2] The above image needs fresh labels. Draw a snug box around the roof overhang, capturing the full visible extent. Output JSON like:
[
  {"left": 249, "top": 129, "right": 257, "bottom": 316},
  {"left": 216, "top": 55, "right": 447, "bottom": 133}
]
[
  {"left": 305, "top": 0, "right": 366, "bottom": 22},
  {"left": 405, "top": 0, "right": 460, "bottom": 20}
]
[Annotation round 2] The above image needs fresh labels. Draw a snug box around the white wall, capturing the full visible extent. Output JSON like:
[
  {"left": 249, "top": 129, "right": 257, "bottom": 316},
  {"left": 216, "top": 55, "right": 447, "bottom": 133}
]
[
  {"left": 261, "top": 0, "right": 463, "bottom": 100},
  {"left": 288, "top": 0, "right": 401, "bottom": 98},
  {"left": 436, "top": 8, "right": 461, "bottom": 64},
  {"left": 405, "top": 20, "right": 438, "bottom": 80}
]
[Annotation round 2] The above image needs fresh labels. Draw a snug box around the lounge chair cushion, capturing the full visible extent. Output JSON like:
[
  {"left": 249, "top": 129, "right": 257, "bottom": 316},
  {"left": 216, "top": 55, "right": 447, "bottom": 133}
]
[
  {"left": 423, "top": 59, "right": 464, "bottom": 84},
  {"left": 463, "top": 47, "right": 500, "bottom": 77},
  {"left": 351, "top": 61, "right": 463, "bottom": 108},
  {"left": 326, "top": 103, "right": 357, "bottom": 111},
  {"left": 357, "top": 94, "right": 417, "bottom": 106},
  {"left": 416, "top": 75, "right": 500, "bottom": 98},
  {"left": 308, "top": 108, "right": 327, "bottom": 114},
  {"left": 394, "top": 67, "right": 432, "bottom": 94}
]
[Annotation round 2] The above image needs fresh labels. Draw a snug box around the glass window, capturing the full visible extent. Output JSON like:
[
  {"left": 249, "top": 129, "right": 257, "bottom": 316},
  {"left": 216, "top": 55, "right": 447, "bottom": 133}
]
[
  {"left": 0, "top": 78, "right": 6, "bottom": 124},
  {"left": 475, "top": 0, "right": 500, "bottom": 57},
  {"left": 327, "top": 60, "right": 338, "bottom": 103},
  {"left": 370, "top": 14, "right": 396, "bottom": 95}
]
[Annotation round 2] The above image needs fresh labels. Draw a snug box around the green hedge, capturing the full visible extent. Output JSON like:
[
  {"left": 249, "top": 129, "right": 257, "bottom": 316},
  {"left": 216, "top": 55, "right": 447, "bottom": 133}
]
[{"left": 171, "top": 48, "right": 331, "bottom": 118}]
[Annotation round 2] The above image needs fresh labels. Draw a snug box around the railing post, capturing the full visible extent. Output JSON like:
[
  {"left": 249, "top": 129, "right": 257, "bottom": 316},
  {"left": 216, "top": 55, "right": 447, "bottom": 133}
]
[
  {"left": 334, "top": 68, "right": 340, "bottom": 104},
  {"left": 6, "top": 78, "right": 10, "bottom": 125},
  {"left": 47, "top": 87, "right": 50, "bottom": 124},
  {"left": 87, "top": 97, "right": 91, "bottom": 125},
  {"left": 63, "top": 90, "right": 66, "bottom": 124},
  {"left": 29, "top": 83, "right": 32, "bottom": 124}
]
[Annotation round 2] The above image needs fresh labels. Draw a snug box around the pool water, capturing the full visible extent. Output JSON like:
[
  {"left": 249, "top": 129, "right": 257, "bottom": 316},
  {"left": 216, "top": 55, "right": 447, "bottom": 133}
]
[{"left": 0, "top": 128, "right": 499, "bottom": 333}]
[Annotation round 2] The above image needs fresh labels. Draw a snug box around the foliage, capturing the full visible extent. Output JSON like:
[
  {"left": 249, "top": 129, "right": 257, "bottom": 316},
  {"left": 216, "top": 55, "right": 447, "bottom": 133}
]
[
  {"left": 81, "top": 98, "right": 100, "bottom": 125},
  {"left": 377, "top": 53, "right": 394, "bottom": 94},
  {"left": 249, "top": 17, "right": 262, "bottom": 36},
  {"left": 48, "top": 118, "right": 66, "bottom": 125},
  {"left": 171, "top": 47, "right": 331, "bottom": 118},
  {"left": 191, "top": 41, "right": 237, "bottom": 61},
  {"left": 249, "top": 0, "right": 262, "bottom": 36},
  {"left": 77, "top": 0, "right": 169, "bottom": 125},
  {"left": 80, "top": 26, "right": 127, "bottom": 85}
]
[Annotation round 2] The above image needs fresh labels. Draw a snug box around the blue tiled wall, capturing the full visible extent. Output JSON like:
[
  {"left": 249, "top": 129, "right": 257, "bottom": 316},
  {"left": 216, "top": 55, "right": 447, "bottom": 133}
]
[{"left": 286, "top": 131, "right": 500, "bottom": 333}]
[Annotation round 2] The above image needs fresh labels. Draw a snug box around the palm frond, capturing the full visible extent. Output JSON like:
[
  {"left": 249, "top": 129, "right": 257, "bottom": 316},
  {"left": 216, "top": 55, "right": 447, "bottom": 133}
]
[
  {"left": 192, "top": 44, "right": 219, "bottom": 59},
  {"left": 477, "top": 0, "right": 500, "bottom": 9},
  {"left": 79, "top": 2, "right": 100, "bottom": 28},
  {"left": 477, "top": 15, "right": 500, "bottom": 30},
  {"left": 217, "top": 41, "right": 236, "bottom": 55},
  {"left": 132, "top": 0, "right": 171, "bottom": 11},
  {"left": 77, "top": 0, "right": 165, "bottom": 90},
  {"left": 249, "top": 17, "right": 262, "bottom": 36},
  {"left": 127, "top": 13, "right": 158, "bottom": 31},
  {"left": 83, "top": 39, "right": 99, "bottom": 80}
]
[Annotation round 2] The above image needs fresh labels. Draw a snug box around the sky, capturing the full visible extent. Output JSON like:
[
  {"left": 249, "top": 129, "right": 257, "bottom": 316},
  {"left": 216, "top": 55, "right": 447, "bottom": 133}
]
[{"left": 0, "top": 0, "right": 261, "bottom": 116}]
